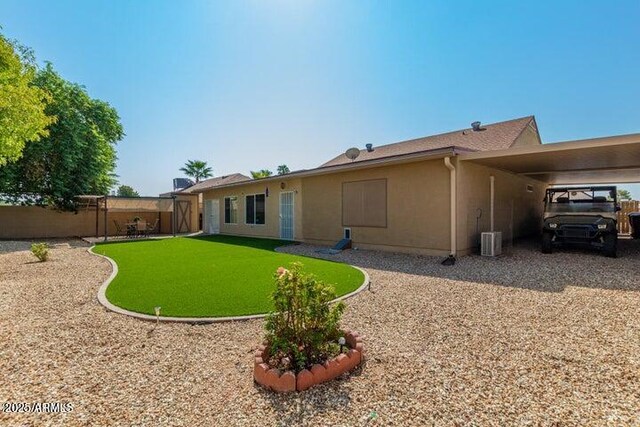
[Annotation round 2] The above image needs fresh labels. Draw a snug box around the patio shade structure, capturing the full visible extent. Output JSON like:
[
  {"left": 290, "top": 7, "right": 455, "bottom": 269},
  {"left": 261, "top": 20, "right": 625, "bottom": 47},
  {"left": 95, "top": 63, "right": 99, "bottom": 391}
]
[
  {"left": 77, "top": 195, "right": 177, "bottom": 241},
  {"left": 459, "top": 133, "right": 640, "bottom": 185}
]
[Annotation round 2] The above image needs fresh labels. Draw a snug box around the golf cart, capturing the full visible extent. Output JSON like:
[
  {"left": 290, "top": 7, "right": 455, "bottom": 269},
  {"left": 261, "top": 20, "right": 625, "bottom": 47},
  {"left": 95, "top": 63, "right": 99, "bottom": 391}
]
[{"left": 541, "top": 186, "right": 620, "bottom": 257}]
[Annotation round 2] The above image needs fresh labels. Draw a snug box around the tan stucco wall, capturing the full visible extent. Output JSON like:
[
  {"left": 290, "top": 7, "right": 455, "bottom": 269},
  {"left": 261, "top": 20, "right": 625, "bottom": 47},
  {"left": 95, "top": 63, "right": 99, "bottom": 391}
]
[
  {"left": 301, "top": 159, "right": 451, "bottom": 255},
  {"left": 199, "top": 155, "right": 545, "bottom": 256},
  {"left": 0, "top": 206, "right": 175, "bottom": 239},
  {"left": 456, "top": 159, "right": 547, "bottom": 254},
  {"left": 0, "top": 206, "right": 98, "bottom": 239},
  {"left": 202, "top": 178, "right": 303, "bottom": 240}
]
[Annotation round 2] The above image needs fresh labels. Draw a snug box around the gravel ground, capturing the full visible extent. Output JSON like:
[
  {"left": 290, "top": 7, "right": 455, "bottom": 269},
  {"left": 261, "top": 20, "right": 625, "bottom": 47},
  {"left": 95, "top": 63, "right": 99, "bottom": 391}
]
[{"left": 1, "top": 238, "right": 639, "bottom": 426}]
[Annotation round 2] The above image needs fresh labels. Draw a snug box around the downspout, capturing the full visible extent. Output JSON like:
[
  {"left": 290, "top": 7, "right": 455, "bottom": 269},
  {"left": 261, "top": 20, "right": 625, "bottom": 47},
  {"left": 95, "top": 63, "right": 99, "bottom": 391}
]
[{"left": 443, "top": 157, "right": 456, "bottom": 265}]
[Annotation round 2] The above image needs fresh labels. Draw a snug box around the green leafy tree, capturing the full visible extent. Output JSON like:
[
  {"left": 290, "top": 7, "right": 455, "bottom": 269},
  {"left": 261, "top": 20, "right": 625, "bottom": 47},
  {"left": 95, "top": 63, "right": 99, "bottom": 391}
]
[
  {"left": 0, "top": 63, "right": 124, "bottom": 210},
  {"left": 180, "top": 160, "right": 212, "bottom": 183},
  {"left": 250, "top": 169, "right": 273, "bottom": 179},
  {"left": 117, "top": 185, "right": 139, "bottom": 197},
  {"left": 0, "top": 33, "right": 54, "bottom": 165},
  {"left": 617, "top": 189, "right": 632, "bottom": 201},
  {"left": 277, "top": 164, "right": 290, "bottom": 175}
]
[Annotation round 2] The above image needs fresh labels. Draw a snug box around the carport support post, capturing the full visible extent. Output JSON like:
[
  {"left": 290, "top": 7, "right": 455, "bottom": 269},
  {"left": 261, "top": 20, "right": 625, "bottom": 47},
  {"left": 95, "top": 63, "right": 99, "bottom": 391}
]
[
  {"left": 172, "top": 195, "right": 176, "bottom": 237},
  {"left": 490, "top": 175, "right": 495, "bottom": 232}
]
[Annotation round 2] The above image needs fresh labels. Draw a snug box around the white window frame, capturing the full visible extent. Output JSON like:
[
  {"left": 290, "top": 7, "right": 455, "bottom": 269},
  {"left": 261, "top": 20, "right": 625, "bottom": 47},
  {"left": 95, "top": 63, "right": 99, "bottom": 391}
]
[
  {"left": 245, "top": 193, "right": 266, "bottom": 226},
  {"left": 224, "top": 196, "right": 238, "bottom": 225}
]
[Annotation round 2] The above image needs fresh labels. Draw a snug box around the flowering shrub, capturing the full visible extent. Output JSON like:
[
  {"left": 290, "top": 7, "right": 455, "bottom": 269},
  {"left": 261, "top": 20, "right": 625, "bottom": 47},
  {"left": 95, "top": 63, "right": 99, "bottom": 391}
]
[
  {"left": 30, "top": 242, "right": 49, "bottom": 262},
  {"left": 264, "top": 262, "right": 345, "bottom": 372}
]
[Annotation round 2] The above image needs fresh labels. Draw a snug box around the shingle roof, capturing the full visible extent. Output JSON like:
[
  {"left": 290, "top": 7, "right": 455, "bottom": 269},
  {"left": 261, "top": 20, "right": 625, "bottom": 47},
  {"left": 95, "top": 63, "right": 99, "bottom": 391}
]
[
  {"left": 177, "top": 173, "right": 251, "bottom": 193},
  {"left": 321, "top": 116, "right": 537, "bottom": 167}
]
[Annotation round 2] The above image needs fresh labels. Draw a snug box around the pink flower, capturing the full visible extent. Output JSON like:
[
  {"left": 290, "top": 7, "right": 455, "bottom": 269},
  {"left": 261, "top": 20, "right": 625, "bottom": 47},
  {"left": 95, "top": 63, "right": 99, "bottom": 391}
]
[{"left": 276, "top": 267, "right": 289, "bottom": 278}]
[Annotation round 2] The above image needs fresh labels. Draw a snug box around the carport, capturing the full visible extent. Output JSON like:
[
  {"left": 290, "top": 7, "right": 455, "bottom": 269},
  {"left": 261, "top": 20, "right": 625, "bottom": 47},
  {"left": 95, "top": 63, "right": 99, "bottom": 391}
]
[
  {"left": 458, "top": 133, "right": 640, "bottom": 184},
  {"left": 458, "top": 133, "right": 640, "bottom": 245}
]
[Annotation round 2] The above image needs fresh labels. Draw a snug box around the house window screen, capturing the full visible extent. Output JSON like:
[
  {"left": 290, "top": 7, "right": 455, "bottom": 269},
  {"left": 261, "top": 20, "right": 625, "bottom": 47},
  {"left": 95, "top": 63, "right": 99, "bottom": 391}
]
[
  {"left": 245, "top": 194, "right": 265, "bottom": 225},
  {"left": 342, "top": 179, "right": 387, "bottom": 227},
  {"left": 224, "top": 196, "right": 238, "bottom": 224},
  {"left": 255, "top": 194, "right": 265, "bottom": 224}
]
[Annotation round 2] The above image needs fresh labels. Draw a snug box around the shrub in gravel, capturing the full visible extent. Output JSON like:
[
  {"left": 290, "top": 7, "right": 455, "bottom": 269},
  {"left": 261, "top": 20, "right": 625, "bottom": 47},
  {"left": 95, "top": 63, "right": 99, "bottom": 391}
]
[
  {"left": 30, "top": 243, "right": 49, "bottom": 262},
  {"left": 264, "top": 262, "right": 345, "bottom": 372}
]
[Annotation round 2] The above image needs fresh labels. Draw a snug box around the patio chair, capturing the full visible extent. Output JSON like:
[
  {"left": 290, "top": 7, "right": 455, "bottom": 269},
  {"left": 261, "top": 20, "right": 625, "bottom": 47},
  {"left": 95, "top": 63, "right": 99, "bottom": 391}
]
[
  {"left": 136, "top": 220, "right": 147, "bottom": 237},
  {"left": 145, "top": 219, "right": 160, "bottom": 237},
  {"left": 113, "top": 220, "right": 134, "bottom": 238},
  {"left": 113, "top": 220, "right": 123, "bottom": 236}
]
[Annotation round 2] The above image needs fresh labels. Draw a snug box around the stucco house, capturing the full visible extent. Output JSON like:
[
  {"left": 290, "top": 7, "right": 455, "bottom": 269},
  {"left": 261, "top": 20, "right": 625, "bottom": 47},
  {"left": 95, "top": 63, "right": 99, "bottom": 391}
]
[{"left": 191, "top": 116, "right": 548, "bottom": 257}]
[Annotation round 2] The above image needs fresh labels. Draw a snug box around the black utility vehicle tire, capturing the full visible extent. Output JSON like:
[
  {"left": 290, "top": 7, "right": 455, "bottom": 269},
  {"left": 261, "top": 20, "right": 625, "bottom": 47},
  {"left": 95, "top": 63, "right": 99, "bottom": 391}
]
[
  {"left": 603, "top": 233, "right": 617, "bottom": 258},
  {"left": 541, "top": 232, "right": 553, "bottom": 254}
]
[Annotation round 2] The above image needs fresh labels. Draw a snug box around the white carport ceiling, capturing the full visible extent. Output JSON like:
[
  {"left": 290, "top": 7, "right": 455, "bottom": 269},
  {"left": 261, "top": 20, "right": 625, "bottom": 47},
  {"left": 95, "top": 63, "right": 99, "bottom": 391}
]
[{"left": 459, "top": 133, "right": 640, "bottom": 184}]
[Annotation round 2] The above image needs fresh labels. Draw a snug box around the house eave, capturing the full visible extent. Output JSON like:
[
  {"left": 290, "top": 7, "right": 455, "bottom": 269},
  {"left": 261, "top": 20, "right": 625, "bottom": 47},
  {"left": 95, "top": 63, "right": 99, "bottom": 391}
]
[{"left": 193, "top": 146, "right": 471, "bottom": 194}]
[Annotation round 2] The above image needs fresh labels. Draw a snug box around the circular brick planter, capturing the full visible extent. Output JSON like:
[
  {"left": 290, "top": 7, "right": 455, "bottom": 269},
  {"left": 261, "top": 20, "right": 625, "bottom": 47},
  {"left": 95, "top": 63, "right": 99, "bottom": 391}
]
[{"left": 253, "top": 330, "right": 365, "bottom": 392}]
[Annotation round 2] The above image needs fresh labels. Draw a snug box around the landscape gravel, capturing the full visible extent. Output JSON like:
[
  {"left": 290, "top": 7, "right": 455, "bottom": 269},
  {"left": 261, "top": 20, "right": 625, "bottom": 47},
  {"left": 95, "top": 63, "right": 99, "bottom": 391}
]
[{"left": 1, "top": 238, "right": 639, "bottom": 426}]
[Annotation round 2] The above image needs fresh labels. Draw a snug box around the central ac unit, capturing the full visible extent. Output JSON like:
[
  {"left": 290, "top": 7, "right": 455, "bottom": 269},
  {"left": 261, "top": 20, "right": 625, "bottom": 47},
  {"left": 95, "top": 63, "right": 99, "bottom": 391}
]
[{"left": 481, "top": 231, "right": 502, "bottom": 257}]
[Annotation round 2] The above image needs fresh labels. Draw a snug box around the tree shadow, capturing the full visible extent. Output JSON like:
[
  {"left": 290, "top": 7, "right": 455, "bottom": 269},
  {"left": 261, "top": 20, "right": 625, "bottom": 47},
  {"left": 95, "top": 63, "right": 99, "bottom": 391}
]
[{"left": 256, "top": 375, "right": 355, "bottom": 425}]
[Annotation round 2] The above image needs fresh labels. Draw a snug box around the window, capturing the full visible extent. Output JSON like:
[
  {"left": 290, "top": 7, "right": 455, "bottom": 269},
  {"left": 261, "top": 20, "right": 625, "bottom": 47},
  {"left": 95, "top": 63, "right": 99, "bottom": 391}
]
[
  {"left": 342, "top": 179, "right": 387, "bottom": 227},
  {"left": 224, "top": 196, "right": 238, "bottom": 224},
  {"left": 245, "top": 194, "right": 266, "bottom": 225}
]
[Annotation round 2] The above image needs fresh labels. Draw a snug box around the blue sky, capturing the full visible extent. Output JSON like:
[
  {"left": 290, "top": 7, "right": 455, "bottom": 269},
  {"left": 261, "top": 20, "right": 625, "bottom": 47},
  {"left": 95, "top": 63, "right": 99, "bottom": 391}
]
[{"left": 1, "top": 0, "right": 639, "bottom": 196}]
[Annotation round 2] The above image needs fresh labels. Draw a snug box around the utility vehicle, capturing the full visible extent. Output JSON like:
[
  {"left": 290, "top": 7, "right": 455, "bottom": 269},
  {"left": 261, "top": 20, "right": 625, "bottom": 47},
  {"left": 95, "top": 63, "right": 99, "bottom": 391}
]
[{"left": 542, "top": 186, "right": 619, "bottom": 257}]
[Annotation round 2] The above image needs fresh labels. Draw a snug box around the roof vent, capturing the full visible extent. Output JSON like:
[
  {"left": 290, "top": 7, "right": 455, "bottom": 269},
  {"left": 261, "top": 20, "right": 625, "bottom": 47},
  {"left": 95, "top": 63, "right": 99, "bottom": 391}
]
[
  {"left": 365, "top": 143, "right": 374, "bottom": 152},
  {"left": 471, "top": 121, "right": 482, "bottom": 131}
]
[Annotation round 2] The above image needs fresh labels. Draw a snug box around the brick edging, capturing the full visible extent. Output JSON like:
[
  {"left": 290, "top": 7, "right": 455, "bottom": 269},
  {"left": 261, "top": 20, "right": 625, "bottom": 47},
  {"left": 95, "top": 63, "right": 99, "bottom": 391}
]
[
  {"left": 254, "top": 330, "right": 365, "bottom": 392},
  {"left": 88, "top": 246, "right": 370, "bottom": 323}
]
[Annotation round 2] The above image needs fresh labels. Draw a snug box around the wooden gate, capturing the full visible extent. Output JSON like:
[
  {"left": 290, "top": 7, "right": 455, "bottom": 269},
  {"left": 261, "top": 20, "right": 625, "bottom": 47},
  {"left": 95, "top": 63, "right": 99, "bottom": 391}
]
[
  {"left": 617, "top": 200, "right": 640, "bottom": 235},
  {"left": 175, "top": 200, "right": 192, "bottom": 233}
]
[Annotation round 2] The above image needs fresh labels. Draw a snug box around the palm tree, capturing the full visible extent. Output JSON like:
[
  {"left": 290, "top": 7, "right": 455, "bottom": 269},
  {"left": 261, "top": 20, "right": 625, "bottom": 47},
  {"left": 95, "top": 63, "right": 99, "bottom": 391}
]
[
  {"left": 250, "top": 169, "right": 273, "bottom": 179},
  {"left": 277, "top": 164, "right": 290, "bottom": 175},
  {"left": 180, "top": 160, "right": 213, "bottom": 183}
]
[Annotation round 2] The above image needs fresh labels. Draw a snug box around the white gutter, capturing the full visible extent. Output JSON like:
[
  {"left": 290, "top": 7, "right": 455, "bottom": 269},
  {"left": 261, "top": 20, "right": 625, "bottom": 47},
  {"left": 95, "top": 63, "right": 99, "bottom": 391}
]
[{"left": 444, "top": 157, "right": 457, "bottom": 257}]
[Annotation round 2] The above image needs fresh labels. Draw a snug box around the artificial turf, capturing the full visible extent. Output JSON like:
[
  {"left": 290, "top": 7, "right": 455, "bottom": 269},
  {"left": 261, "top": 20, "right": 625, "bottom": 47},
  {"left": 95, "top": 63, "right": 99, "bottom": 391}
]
[{"left": 93, "top": 235, "right": 364, "bottom": 318}]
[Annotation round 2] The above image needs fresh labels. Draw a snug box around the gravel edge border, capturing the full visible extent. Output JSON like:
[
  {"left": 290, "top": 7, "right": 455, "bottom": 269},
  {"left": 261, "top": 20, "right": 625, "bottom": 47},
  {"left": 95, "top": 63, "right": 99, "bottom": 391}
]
[{"left": 89, "top": 245, "right": 370, "bottom": 323}]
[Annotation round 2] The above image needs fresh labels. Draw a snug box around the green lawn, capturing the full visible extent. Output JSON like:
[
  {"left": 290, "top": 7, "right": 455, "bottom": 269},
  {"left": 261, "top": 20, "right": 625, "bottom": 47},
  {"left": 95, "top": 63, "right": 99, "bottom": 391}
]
[{"left": 93, "top": 235, "right": 364, "bottom": 318}]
